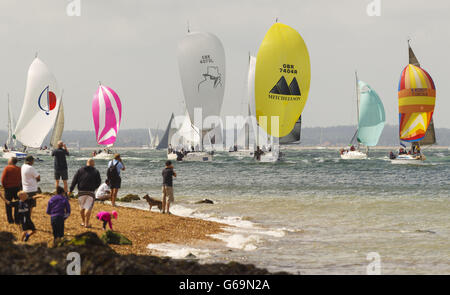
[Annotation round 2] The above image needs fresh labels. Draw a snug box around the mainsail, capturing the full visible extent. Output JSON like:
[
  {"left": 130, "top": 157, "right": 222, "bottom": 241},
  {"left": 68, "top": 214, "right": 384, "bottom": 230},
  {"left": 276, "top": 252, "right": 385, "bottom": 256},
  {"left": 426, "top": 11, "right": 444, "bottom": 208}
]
[
  {"left": 408, "top": 42, "right": 436, "bottom": 145},
  {"left": 157, "top": 113, "right": 176, "bottom": 150},
  {"left": 92, "top": 85, "right": 122, "bottom": 146},
  {"left": 50, "top": 99, "right": 65, "bottom": 149},
  {"left": 255, "top": 23, "right": 311, "bottom": 137},
  {"left": 6, "top": 95, "right": 16, "bottom": 147},
  {"left": 177, "top": 31, "right": 225, "bottom": 142},
  {"left": 248, "top": 55, "right": 270, "bottom": 148},
  {"left": 356, "top": 80, "right": 385, "bottom": 146},
  {"left": 170, "top": 111, "right": 201, "bottom": 147},
  {"left": 14, "top": 58, "right": 62, "bottom": 148}
]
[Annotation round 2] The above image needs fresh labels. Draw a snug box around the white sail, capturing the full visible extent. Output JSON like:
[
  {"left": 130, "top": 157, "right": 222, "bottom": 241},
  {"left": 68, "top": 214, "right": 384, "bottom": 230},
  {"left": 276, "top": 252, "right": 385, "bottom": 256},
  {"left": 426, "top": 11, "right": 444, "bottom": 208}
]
[
  {"left": 153, "top": 133, "right": 160, "bottom": 147},
  {"left": 170, "top": 111, "right": 200, "bottom": 148},
  {"left": 50, "top": 99, "right": 64, "bottom": 149},
  {"left": 14, "top": 58, "right": 61, "bottom": 148},
  {"left": 177, "top": 31, "right": 225, "bottom": 134},
  {"left": 6, "top": 95, "right": 16, "bottom": 147},
  {"left": 248, "top": 56, "right": 270, "bottom": 148},
  {"left": 148, "top": 128, "right": 153, "bottom": 147}
]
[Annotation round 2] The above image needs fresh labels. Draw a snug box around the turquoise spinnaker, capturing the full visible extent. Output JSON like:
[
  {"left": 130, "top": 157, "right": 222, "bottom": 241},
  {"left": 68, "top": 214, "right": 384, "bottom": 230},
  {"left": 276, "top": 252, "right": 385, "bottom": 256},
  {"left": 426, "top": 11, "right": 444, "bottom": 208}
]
[{"left": 357, "top": 81, "right": 385, "bottom": 146}]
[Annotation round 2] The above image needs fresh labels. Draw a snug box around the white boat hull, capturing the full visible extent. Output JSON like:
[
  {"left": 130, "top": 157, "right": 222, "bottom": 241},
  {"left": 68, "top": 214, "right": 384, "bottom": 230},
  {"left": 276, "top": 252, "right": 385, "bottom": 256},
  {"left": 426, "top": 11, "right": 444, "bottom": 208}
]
[
  {"left": 168, "top": 151, "right": 212, "bottom": 162},
  {"left": 340, "top": 150, "right": 367, "bottom": 160},
  {"left": 2, "top": 151, "right": 27, "bottom": 159},
  {"left": 228, "top": 150, "right": 254, "bottom": 158},
  {"left": 390, "top": 154, "right": 425, "bottom": 164},
  {"left": 258, "top": 151, "right": 282, "bottom": 162},
  {"left": 93, "top": 152, "right": 114, "bottom": 160}
]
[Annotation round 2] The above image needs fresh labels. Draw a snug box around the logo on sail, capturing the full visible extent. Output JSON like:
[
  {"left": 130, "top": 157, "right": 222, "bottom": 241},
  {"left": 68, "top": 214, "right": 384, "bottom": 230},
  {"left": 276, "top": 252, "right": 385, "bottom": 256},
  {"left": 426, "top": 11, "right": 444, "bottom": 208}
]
[
  {"left": 268, "top": 76, "right": 301, "bottom": 100},
  {"left": 198, "top": 66, "right": 223, "bottom": 92},
  {"left": 38, "top": 86, "right": 57, "bottom": 115}
]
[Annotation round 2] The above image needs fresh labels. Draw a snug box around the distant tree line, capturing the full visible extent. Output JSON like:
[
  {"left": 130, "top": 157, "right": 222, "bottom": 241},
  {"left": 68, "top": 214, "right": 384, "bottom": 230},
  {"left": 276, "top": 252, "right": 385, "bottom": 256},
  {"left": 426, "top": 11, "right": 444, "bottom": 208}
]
[{"left": 0, "top": 125, "right": 449, "bottom": 148}]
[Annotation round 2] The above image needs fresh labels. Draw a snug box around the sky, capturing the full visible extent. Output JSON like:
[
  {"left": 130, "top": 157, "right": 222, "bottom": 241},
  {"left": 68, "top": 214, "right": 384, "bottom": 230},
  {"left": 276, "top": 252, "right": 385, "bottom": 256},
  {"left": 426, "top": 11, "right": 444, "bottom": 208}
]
[{"left": 0, "top": 0, "right": 449, "bottom": 131}]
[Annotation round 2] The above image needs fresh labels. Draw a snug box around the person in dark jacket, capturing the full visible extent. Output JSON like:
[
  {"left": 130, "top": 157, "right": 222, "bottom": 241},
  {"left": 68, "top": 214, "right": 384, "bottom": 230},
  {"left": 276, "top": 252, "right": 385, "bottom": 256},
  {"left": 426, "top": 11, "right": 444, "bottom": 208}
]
[
  {"left": 51, "top": 141, "right": 69, "bottom": 194},
  {"left": 46, "top": 186, "right": 71, "bottom": 242},
  {"left": 69, "top": 159, "right": 101, "bottom": 228}
]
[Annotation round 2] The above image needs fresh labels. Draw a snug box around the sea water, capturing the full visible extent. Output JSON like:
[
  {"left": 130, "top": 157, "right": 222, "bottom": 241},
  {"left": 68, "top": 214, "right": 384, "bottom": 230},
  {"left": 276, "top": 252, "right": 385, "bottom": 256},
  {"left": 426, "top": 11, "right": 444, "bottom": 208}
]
[{"left": 6, "top": 147, "right": 449, "bottom": 274}]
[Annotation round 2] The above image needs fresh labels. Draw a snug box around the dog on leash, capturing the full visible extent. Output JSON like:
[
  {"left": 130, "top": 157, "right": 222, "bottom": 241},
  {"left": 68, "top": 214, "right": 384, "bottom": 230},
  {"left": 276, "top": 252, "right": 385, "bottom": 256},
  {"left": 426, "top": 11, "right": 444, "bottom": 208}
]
[{"left": 143, "top": 194, "right": 163, "bottom": 212}]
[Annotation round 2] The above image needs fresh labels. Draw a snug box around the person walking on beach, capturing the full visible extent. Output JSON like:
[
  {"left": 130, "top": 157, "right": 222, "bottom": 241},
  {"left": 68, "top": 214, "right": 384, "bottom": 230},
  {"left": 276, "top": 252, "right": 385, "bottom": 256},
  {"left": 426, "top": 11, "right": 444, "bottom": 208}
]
[
  {"left": 51, "top": 140, "right": 69, "bottom": 194},
  {"left": 21, "top": 156, "right": 40, "bottom": 217},
  {"left": 162, "top": 160, "right": 176, "bottom": 214},
  {"left": 107, "top": 154, "right": 125, "bottom": 207},
  {"left": 1, "top": 157, "right": 22, "bottom": 224},
  {"left": 46, "top": 186, "right": 71, "bottom": 242},
  {"left": 70, "top": 159, "right": 101, "bottom": 228},
  {"left": 3, "top": 191, "right": 43, "bottom": 242}
]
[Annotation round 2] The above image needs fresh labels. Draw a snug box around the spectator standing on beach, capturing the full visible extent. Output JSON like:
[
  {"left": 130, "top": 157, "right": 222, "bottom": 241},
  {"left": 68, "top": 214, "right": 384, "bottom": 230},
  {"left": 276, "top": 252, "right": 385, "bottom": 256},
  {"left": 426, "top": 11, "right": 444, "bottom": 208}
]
[
  {"left": 51, "top": 140, "right": 69, "bottom": 194},
  {"left": 70, "top": 159, "right": 101, "bottom": 228},
  {"left": 1, "top": 157, "right": 22, "bottom": 224},
  {"left": 21, "top": 156, "right": 40, "bottom": 217},
  {"left": 107, "top": 154, "right": 125, "bottom": 207},
  {"left": 162, "top": 160, "right": 176, "bottom": 214},
  {"left": 46, "top": 186, "right": 71, "bottom": 242}
]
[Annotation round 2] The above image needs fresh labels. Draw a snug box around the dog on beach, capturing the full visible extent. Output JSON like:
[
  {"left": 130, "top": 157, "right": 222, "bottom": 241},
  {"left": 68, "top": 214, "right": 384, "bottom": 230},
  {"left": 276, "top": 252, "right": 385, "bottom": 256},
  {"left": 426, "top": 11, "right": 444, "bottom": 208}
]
[{"left": 143, "top": 194, "right": 163, "bottom": 212}]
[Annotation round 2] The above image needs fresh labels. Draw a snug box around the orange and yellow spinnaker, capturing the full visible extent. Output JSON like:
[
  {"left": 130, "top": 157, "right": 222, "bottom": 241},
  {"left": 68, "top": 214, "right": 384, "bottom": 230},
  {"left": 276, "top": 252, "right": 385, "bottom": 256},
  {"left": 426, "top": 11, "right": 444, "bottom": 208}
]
[
  {"left": 255, "top": 23, "right": 311, "bottom": 137},
  {"left": 398, "top": 64, "right": 436, "bottom": 142}
]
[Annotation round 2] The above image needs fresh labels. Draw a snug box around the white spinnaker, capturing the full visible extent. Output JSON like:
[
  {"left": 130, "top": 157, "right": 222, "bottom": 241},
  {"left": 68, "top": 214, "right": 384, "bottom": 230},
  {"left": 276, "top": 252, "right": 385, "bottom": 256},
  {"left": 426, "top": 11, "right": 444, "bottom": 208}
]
[
  {"left": 14, "top": 58, "right": 61, "bottom": 148},
  {"left": 177, "top": 31, "right": 225, "bottom": 132},
  {"left": 248, "top": 56, "right": 270, "bottom": 148},
  {"left": 50, "top": 100, "right": 64, "bottom": 149}
]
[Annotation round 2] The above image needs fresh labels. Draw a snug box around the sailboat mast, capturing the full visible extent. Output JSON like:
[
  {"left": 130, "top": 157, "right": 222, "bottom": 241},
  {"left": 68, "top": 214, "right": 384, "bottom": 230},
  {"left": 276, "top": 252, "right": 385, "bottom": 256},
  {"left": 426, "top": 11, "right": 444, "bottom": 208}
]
[{"left": 355, "top": 71, "right": 361, "bottom": 149}]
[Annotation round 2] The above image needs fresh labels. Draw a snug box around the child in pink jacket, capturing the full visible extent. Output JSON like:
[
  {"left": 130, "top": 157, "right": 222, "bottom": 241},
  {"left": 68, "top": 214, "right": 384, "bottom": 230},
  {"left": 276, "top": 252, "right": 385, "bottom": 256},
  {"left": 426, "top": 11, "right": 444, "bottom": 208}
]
[{"left": 96, "top": 211, "right": 117, "bottom": 230}]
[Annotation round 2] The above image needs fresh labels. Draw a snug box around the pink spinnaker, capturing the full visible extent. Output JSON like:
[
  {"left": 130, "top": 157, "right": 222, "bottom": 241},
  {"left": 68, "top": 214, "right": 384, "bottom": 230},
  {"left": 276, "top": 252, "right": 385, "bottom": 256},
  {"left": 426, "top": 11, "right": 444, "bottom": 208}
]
[{"left": 92, "top": 85, "right": 122, "bottom": 146}]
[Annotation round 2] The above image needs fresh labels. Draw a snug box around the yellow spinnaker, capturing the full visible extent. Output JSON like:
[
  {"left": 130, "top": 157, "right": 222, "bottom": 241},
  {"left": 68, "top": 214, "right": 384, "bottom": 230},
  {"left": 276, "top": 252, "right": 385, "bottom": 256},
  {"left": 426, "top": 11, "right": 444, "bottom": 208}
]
[{"left": 255, "top": 23, "right": 311, "bottom": 137}]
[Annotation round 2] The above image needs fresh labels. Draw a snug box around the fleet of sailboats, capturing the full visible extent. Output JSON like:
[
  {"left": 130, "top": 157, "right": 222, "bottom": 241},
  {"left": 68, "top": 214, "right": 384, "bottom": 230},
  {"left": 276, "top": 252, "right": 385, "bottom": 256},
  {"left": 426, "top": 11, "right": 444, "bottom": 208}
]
[{"left": 0, "top": 28, "right": 441, "bottom": 166}]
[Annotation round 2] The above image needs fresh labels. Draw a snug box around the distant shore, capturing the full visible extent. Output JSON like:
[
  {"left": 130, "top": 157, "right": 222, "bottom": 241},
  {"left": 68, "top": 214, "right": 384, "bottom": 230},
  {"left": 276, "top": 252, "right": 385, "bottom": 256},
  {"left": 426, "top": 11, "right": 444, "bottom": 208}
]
[{"left": 0, "top": 192, "right": 225, "bottom": 256}]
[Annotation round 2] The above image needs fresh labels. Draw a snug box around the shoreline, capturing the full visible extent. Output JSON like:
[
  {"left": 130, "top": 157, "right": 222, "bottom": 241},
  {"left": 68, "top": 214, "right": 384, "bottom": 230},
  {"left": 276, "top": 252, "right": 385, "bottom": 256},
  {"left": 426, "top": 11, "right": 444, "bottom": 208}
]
[{"left": 0, "top": 192, "right": 226, "bottom": 256}]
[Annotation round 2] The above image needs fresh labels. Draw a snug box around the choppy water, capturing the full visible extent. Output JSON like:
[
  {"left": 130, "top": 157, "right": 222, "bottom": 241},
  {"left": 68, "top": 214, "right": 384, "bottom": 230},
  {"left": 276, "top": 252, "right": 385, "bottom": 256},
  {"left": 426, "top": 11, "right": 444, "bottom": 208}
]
[{"left": 5, "top": 147, "right": 450, "bottom": 274}]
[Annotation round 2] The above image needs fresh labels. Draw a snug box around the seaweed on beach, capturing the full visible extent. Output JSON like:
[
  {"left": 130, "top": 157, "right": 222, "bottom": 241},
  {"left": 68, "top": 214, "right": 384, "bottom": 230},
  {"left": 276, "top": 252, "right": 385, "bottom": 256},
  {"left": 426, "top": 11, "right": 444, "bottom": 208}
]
[{"left": 0, "top": 231, "right": 286, "bottom": 275}]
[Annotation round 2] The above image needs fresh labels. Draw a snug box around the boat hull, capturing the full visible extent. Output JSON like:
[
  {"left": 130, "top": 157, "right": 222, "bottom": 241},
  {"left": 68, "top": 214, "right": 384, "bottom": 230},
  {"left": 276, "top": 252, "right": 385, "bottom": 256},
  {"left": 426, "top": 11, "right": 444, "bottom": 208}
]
[
  {"left": 228, "top": 150, "right": 254, "bottom": 158},
  {"left": 390, "top": 154, "right": 425, "bottom": 164},
  {"left": 340, "top": 150, "right": 368, "bottom": 160},
  {"left": 168, "top": 152, "right": 213, "bottom": 162},
  {"left": 93, "top": 152, "right": 114, "bottom": 160},
  {"left": 2, "top": 151, "right": 27, "bottom": 160}
]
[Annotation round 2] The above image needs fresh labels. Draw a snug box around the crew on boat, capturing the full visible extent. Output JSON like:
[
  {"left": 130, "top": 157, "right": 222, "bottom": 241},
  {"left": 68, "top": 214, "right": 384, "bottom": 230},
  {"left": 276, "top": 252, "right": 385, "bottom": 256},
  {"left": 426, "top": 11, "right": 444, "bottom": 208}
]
[
  {"left": 389, "top": 151, "right": 396, "bottom": 160},
  {"left": 168, "top": 144, "right": 174, "bottom": 154},
  {"left": 350, "top": 145, "right": 355, "bottom": 151},
  {"left": 254, "top": 146, "right": 264, "bottom": 161}
]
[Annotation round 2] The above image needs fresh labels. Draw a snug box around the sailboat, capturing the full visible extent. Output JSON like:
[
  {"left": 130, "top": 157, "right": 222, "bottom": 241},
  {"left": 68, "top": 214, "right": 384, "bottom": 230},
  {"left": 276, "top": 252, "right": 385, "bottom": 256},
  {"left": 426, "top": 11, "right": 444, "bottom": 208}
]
[
  {"left": 176, "top": 29, "right": 226, "bottom": 161},
  {"left": 92, "top": 84, "right": 122, "bottom": 160},
  {"left": 340, "top": 72, "right": 385, "bottom": 159},
  {"left": 13, "top": 57, "right": 62, "bottom": 157},
  {"left": 252, "top": 22, "right": 311, "bottom": 162},
  {"left": 2, "top": 95, "right": 27, "bottom": 159},
  {"left": 391, "top": 41, "right": 436, "bottom": 164},
  {"left": 157, "top": 113, "right": 176, "bottom": 151}
]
